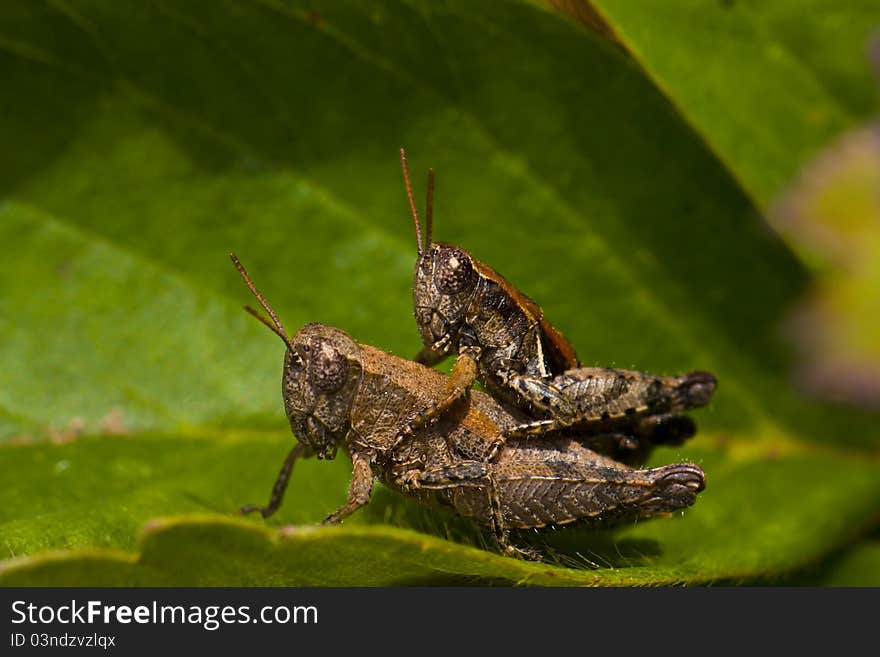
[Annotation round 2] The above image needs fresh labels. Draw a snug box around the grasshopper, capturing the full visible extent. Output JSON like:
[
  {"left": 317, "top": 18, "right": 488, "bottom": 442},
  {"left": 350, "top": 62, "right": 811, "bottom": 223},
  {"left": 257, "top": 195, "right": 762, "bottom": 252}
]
[
  {"left": 399, "top": 149, "right": 716, "bottom": 461},
  {"left": 231, "top": 254, "right": 706, "bottom": 559}
]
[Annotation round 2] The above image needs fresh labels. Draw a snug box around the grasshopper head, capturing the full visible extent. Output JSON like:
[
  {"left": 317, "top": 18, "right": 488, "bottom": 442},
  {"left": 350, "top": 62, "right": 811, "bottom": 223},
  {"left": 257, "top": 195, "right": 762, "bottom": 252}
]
[
  {"left": 282, "top": 323, "right": 363, "bottom": 459},
  {"left": 413, "top": 242, "right": 478, "bottom": 355},
  {"left": 401, "top": 149, "right": 478, "bottom": 358},
  {"left": 230, "top": 254, "right": 362, "bottom": 460}
]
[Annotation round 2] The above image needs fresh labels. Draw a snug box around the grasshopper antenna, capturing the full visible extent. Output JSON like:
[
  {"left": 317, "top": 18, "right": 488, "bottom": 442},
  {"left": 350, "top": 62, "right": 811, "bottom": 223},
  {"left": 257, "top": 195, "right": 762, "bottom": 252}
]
[
  {"left": 400, "top": 147, "right": 423, "bottom": 257},
  {"left": 242, "top": 305, "right": 286, "bottom": 341},
  {"left": 229, "top": 253, "right": 296, "bottom": 352},
  {"left": 425, "top": 167, "right": 434, "bottom": 248}
]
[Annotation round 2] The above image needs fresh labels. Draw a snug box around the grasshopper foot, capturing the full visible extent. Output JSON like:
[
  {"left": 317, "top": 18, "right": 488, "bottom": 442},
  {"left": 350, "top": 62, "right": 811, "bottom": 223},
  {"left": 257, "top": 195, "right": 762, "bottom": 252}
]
[
  {"left": 501, "top": 543, "right": 544, "bottom": 562},
  {"left": 240, "top": 504, "right": 274, "bottom": 519}
]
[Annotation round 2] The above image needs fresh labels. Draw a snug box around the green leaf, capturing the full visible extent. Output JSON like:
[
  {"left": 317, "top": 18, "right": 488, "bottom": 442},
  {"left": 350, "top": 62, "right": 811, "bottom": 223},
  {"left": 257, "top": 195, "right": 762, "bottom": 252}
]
[
  {"left": 1, "top": 0, "right": 878, "bottom": 585},
  {"left": 556, "top": 2, "right": 880, "bottom": 408},
  {"left": 813, "top": 541, "right": 880, "bottom": 586},
  {"left": 575, "top": 0, "right": 880, "bottom": 205},
  {"left": 1, "top": 435, "right": 879, "bottom": 586}
]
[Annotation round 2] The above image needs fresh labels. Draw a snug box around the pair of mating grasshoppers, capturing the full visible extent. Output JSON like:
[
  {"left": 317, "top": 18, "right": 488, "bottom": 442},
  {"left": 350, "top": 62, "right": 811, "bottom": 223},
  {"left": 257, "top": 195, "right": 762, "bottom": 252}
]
[{"left": 231, "top": 150, "right": 715, "bottom": 560}]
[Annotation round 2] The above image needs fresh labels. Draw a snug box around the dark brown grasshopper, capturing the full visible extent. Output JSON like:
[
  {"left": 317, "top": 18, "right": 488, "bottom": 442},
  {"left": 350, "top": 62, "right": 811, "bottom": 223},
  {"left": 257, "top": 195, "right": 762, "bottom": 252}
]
[
  {"left": 399, "top": 149, "right": 716, "bottom": 463},
  {"left": 231, "top": 254, "right": 706, "bottom": 559}
]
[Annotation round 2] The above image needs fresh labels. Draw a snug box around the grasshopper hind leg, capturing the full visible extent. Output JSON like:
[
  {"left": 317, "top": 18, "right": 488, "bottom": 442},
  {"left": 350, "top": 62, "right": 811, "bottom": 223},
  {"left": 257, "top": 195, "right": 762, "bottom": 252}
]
[
  {"left": 583, "top": 413, "right": 698, "bottom": 466},
  {"left": 397, "top": 460, "right": 544, "bottom": 561}
]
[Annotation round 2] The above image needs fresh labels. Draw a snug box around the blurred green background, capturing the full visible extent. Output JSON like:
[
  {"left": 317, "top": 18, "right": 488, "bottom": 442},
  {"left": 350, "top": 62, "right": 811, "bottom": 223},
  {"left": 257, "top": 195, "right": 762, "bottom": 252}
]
[{"left": 1, "top": 0, "right": 879, "bottom": 585}]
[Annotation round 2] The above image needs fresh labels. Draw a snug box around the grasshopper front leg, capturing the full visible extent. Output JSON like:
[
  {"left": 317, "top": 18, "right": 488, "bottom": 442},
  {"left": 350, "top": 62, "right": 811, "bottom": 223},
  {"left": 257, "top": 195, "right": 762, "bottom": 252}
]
[
  {"left": 404, "top": 347, "right": 481, "bottom": 435},
  {"left": 323, "top": 450, "right": 374, "bottom": 525}
]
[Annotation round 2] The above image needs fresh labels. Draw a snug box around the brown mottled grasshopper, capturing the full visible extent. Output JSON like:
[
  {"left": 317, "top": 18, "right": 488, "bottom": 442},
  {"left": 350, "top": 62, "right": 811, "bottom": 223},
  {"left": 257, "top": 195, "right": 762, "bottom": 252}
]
[
  {"left": 399, "top": 149, "right": 716, "bottom": 463},
  {"left": 231, "top": 254, "right": 706, "bottom": 560}
]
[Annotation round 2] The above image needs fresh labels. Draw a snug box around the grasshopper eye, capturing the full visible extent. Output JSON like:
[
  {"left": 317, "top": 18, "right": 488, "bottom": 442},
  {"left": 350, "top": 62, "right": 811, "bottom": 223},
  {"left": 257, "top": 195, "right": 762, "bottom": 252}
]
[
  {"left": 435, "top": 247, "right": 476, "bottom": 295},
  {"left": 287, "top": 350, "right": 306, "bottom": 374},
  {"left": 312, "top": 343, "right": 348, "bottom": 393}
]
